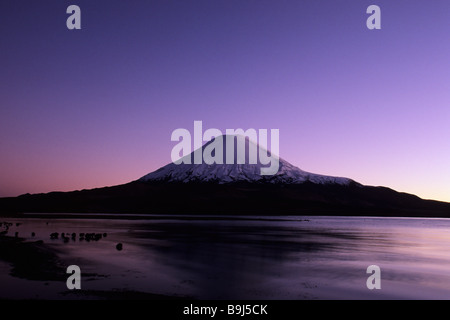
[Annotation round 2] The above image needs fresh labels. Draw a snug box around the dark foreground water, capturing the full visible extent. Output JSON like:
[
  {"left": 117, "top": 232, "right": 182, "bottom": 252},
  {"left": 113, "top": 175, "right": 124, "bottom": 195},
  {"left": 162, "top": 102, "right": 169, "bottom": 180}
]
[{"left": 2, "top": 215, "right": 450, "bottom": 300}]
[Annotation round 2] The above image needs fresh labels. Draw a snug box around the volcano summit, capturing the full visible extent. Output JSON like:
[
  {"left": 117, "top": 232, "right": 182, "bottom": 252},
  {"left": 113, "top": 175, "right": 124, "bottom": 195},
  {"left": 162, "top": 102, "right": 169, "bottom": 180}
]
[{"left": 142, "top": 134, "right": 354, "bottom": 186}]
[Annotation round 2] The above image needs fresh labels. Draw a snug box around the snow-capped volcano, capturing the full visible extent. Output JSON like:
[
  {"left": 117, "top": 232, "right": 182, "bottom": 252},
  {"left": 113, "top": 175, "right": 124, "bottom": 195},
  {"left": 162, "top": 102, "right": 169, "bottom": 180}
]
[
  {"left": 5, "top": 135, "right": 450, "bottom": 217},
  {"left": 139, "top": 135, "right": 357, "bottom": 186}
]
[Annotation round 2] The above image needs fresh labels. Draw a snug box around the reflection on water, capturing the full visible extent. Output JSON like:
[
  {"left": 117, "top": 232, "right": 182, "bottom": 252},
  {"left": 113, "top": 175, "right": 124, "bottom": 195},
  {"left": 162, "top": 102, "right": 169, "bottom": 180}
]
[{"left": 2, "top": 215, "right": 450, "bottom": 299}]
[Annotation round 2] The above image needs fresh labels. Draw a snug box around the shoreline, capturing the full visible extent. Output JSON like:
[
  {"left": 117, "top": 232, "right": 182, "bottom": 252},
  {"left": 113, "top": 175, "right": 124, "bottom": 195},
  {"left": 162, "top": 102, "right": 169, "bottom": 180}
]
[
  {"left": 3, "top": 212, "right": 450, "bottom": 221},
  {"left": 0, "top": 233, "right": 188, "bottom": 300},
  {"left": 0, "top": 234, "right": 66, "bottom": 281}
]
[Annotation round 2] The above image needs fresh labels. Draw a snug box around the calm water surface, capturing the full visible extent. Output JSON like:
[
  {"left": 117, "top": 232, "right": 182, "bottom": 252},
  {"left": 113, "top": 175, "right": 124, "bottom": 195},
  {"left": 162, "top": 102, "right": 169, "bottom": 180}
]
[{"left": 2, "top": 215, "right": 450, "bottom": 299}]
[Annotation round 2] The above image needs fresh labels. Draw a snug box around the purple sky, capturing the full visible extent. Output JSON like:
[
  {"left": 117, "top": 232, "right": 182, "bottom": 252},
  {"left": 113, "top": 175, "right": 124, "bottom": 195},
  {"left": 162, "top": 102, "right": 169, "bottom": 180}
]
[{"left": 1, "top": 0, "right": 449, "bottom": 202}]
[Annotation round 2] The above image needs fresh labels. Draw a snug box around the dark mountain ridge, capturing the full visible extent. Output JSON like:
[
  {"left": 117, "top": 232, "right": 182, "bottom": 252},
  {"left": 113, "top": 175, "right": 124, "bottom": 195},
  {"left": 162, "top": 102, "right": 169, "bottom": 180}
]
[{"left": 1, "top": 135, "right": 449, "bottom": 218}]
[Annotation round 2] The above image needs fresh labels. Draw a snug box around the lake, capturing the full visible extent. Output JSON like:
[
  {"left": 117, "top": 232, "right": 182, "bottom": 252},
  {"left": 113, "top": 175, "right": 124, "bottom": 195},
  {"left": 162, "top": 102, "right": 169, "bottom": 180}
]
[{"left": 1, "top": 215, "right": 450, "bottom": 300}]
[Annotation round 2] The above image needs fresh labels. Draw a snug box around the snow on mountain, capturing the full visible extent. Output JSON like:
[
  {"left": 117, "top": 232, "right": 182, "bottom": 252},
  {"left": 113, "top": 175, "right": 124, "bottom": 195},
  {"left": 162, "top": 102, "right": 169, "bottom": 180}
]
[{"left": 139, "top": 135, "right": 357, "bottom": 186}]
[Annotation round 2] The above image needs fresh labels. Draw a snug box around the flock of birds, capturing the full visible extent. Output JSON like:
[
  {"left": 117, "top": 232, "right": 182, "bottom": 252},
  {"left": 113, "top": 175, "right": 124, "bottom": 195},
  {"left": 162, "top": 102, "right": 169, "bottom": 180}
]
[
  {"left": 50, "top": 231, "right": 107, "bottom": 242},
  {"left": 0, "top": 221, "right": 123, "bottom": 251},
  {"left": 0, "top": 221, "right": 19, "bottom": 236}
]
